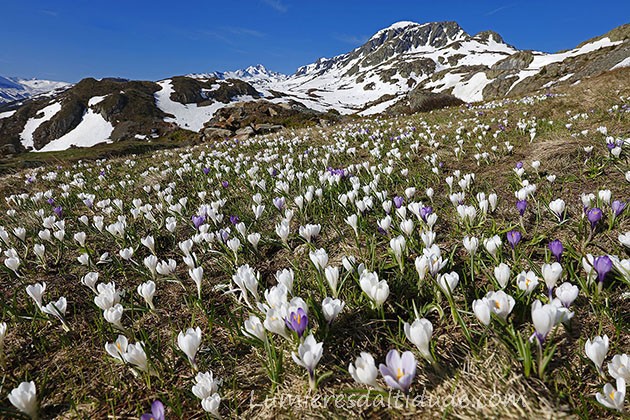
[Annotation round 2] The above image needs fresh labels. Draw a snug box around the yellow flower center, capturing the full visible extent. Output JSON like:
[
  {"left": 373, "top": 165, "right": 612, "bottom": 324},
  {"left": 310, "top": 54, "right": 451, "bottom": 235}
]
[
  {"left": 609, "top": 390, "right": 616, "bottom": 401},
  {"left": 396, "top": 368, "right": 404, "bottom": 380},
  {"left": 494, "top": 301, "right": 501, "bottom": 309}
]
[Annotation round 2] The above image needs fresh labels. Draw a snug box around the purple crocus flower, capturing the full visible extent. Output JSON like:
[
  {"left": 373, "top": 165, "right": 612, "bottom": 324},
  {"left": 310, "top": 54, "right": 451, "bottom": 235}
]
[
  {"left": 611, "top": 200, "right": 626, "bottom": 217},
  {"left": 192, "top": 215, "right": 206, "bottom": 229},
  {"left": 46, "top": 198, "right": 55, "bottom": 206},
  {"left": 229, "top": 215, "right": 240, "bottom": 225},
  {"left": 285, "top": 308, "right": 308, "bottom": 338},
  {"left": 587, "top": 207, "right": 602, "bottom": 229},
  {"left": 83, "top": 199, "right": 93, "bottom": 209},
  {"left": 221, "top": 180, "right": 229, "bottom": 188},
  {"left": 99, "top": 170, "right": 106, "bottom": 177},
  {"left": 548, "top": 239, "right": 563, "bottom": 262},
  {"left": 202, "top": 167, "right": 210, "bottom": 175},
  {"left": 515, "top": 161, "right": 523, "bottom": 169},
  {"left": 53, "top": 206, "right": 63, "bottom": 218},
  {"left": 606, "top": 141, "right": 616, "bottom": 151},
  {"left": 593, "top": 255, "right": 613, "bottom": 284},
  {"left": 419, "top": 206, "right": 433, "bottom": 222},
  {"left": 219, "top": 229, "right": 229, "bottom": 243},
  {"left": 393, "top": 196, "right": 404, "bottom": 209},
  {"left": 507, "top": 230, "right": 522, "bottom": 249},
  {"left": 379, "top": 349, "right": 416, "bottom": 394},
  {"left": 273, "top": 197, "right": 285, "bottom": 211},
  {"left": 516, "top": 199, "right": 527, "bottom": 216},
  {"left": 141, "top": 400, "right": 165, "bottom": 420}
]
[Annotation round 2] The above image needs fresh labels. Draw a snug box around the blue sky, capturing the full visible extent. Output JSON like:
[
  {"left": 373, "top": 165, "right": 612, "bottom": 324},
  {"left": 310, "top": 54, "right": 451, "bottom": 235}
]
[{"left": 1, "top": 0, "right": 628, "bottom": 82}]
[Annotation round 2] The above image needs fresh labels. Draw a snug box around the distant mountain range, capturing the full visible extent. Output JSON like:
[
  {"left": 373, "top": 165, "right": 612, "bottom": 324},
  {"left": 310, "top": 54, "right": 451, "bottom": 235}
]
[
  {"left": 0, "top": 76, "right": 70, "bottom": 104},
  {"left": 1, "top": 21, "right": 629, "bottom": 154}
]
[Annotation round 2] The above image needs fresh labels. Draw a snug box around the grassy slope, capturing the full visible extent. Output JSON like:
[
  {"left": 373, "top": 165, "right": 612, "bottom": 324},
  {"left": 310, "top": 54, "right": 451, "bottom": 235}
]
[{"left": 0, "top": 69, "right": 628, "bottom": 419}]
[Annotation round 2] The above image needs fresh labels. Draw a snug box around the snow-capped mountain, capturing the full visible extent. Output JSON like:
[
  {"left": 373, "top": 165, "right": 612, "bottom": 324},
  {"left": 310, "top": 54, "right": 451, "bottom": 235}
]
[
  {"left": 248, "top": 20, "right": 629, "bottom": 115},
  {"left": 187, "top": 64, "right": 287, "bottom": 84},
  {"left": 0, "top": 76, "right": 71, "bottom": 104}
]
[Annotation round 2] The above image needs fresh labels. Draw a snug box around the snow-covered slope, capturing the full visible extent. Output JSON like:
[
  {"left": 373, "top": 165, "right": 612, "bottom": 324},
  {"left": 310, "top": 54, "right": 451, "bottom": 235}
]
[{"left": 0, "top": 76, "right": 71, "bottom": 104}]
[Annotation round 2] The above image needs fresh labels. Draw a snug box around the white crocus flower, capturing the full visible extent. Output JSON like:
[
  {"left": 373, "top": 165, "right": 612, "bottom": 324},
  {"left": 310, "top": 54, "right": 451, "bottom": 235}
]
[
  {"left": 486, "top": 290, "right": 515, "bottom": 320},
  {"left": 8, "top": 381, "right": 38, "bottom": 419},
  {"left": 530, "top": 300, "right": 559, "bottom": 343},
  {"left": 389, "top": 235, "right": 406, "bottom": 267},
  {"left": 141, "top": 235, "right": 155, "bottom": 254},
  {"left": 517, "top": 270, "right": 539, "bottom": 294},
  {"left": 437, "top": 272, "right": 459, "bottom": 296},
  {"left": 201, "top": 393, "right": 222, "bottom": 418},
  {"left": 242, "top": 315, "right": 267, "bottom": 343},
  {"left": 105, "top": 335, "right": 128, "bottom": 362},
  {"left": 309, "top": 248, "right": 328, "bottom": 272},
  {"left": 137, "top": 280, "right": 156, "bottom": 309},
  {"left": 178, "top": 327, "right": 202, "bottom": 367},
  {"left": 595, "top": 377, "right": 626, "bottom": 412},
  {"left": 548, "top": 198, "right": 566, "bottom": 221},
  {"left": 403, "top": 317, "right": 434, "bottom": 363},
  {"left": 359, "top": 270, "right": 389, "bottom": 307},
  {"left": 555, "top": 282, "right": 578, "bottom": 307},
  {"left": 608, "top": 354, "right": 630, "bottom": 381},
  {"left": 189, "top": 266, "right": 204, "bottom": 299},
  {"left": 463, "top": 236, "right": 479, "bottom": 255},
  {"left": 324, "top": 266, "right": 340, "bottom": 297},
  {"left": 541, "top": 262, "right": 563, "bottom": 292},
  {"left": 26, "top": 282, "right": 46, "bottom": 309},
  {"left": 103, "top": 304, "right": 124, "bottom": 330},
  {"left": 494, "top": 263, "right": 511, "bottom": 288},
  {"left": 123, "top": 342, "right": 149, "bottom": 372},
  {"left": 321, "top": 297, "right": 344, "bottom": 324},
  {"left": 81, "top": 272, "right": 99, "bottom": 294},
  {"left": 483, "top": 235, "right": 502, "bottom": 259},
  {"left": 291, "top": 333, "right": 323, "bottom": 389},
  {"left": 585, "top": 335, "right": 609, "bottom": 373},
  {"left": 275, "top": 268, "right": 294, "bottom": 294},
  {"left": 192, "top": 371, "right": 221, "bottom": 400},
  {"left": 473, "top": 298, "right": 491, "bottom": 326},
  {"left": 263, "top": 308, "right": 289, "bottom": 339},
  {"left": 349, "top": 352, "right": 380, "bottom": 389}
]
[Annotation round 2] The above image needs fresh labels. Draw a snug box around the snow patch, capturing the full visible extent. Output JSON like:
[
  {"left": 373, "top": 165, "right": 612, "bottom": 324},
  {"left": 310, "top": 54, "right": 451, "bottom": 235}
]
[
  {"left": 452, "top": 72, "right": 491, "bottom": 102},
  {"left": 0, "top": 110, "right": 16, "bottom": 119},
  {"left": 20, "top": 102, "right": 62, "bottom": 149},
  {"left": 612, "top": 56, "right": 630, "bottom": 70},
  {"left": 88, "top": 95, "right": 108, "bottom": 106},
  {"left": 36, "top": 109, "right": 113, "bottom": 152},
  {"left": 358, "top": 97, "right": 402, "bottom": 116}
]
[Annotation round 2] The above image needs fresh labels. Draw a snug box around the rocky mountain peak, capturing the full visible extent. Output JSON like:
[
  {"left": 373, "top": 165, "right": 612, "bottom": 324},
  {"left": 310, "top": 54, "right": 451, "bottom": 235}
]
[
  {"left": 367, "top": 20, "right": 466, "bottom": 49},
  {"left": 472, "top": 30, "right": 507, "bottom": 45},
  {"left": 294, "top": 21, "right": 469, "bottom": 77}
]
